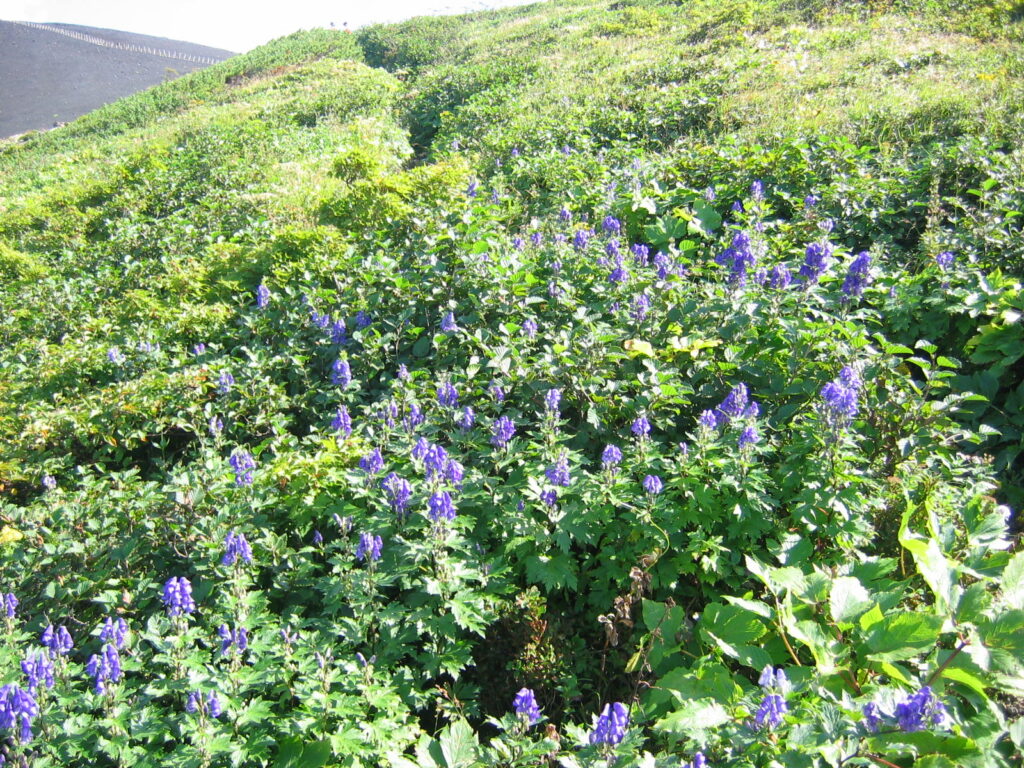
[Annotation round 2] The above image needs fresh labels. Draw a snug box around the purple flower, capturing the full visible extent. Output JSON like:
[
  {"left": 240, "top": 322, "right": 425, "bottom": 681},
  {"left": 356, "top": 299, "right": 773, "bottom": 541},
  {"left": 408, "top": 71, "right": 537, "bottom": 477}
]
[
  {"left": 491, "top": 189, "right": 501, "bottom": 205},
  {"left": 491, "top": 416, "right": 516, "bottom": 448},
  {"left": 41, "top": 474, "right": 57, "bottom": 491},
  {"left": 559, "top": 206, "right": 572, "bottom": 223},
  {"left": 530, "top": 231, "right": 543, "bottom": 246},
  {"left": 715, "top": 230, "right": 757, "bottom": 287},
  {"left": 332, "top": 405, "right": 352, "bottom": 437},
  {"left": 359, "top": 448, "right": 384, "bottom": 477},
  {"left": 630, "top": 292, "right": 651, "bottom": 322},
  {"left": 607, "top": 257, "right": 628, "bottom": 284},
  {"left": 312, "top": 529, "right": 323, "bottom": 545},
  {"left": 602, "top": 444, "right": 623, "bottom": 472},
  {"left": 381, "top": 473, "right": 412, "bottom": 517},
  {"left": 738, "top": 425, "right": 759, "bottom": 450},
  {"left": 631, "top": 243, "right": 650, "bottom": 267},
  {"left": 217, "top": 370, "right": 235, "bottom": 395},
  {"left": 750, "top": 180, "right": 764, "bottom": 201},
  {"left": 218, "top": 624, "right": 248, "bottom": 655},
  {"left": 821, "top": 366, "right": 861, "bottom": 437},
  {"left": 192, "top": 343, "right": 206, "bottom": 356},
  {"left": 732, "top": 200, "right": 744, "bottom": 213},
  {"left": 573, "top": 229, "right": 590, "bottom": 252},
  {"left": 403, "top": 401, "right": 425, "bottom": 432},
  {"left": 332, "top": 358, "right": 352, "bottom": 388},
  {"left": 799, "top": 241, "right": 832, "bottom": 284},
  {"left": 768, "top": 264, "right": 792, "bottom": 290},
  {"left": 356, "top": 532, "right": 383, "bottom": 563},
  {"left": 467, "top": 180, "right": 479, "bottom": 198},
  {"left": 209, "top": 416, "right": 223, "bottom": 436},
  {"left": 631, "top": 416, "right": 651, "bottom": 439},
  {"left": 456, "top": 406, "right": 475, "bottom": 431},
  {"left": 99, "top": 617, "right": 128, "bottom": 649},
  {"left": 222, "top": 530, "right": 253, "bottom": 566},
  {"left": 330, "top": 318, "right": 347, "bottom": 345},
  {"left": 683, "top": 753, "right": 707, "bottom": 768},
  {"left": 590, "top": 702, "right": 629, "bottom": 746},
  {"left": 935, "top": 251, "right": 955, "bottom": 271},
  {"left": 490, "top": 382, "right": 506, "bottom": 402},
  {"left": 715, "top": 383, "right": 749, "bottom": 424},
  {"left": 513, "top": 688, "right": 542, "bottom": 725},
  {"left": 107, "top": 347, "right": 125, "bottom": 364},
  {"left": 522, "top": 318, "right": 538, "bottom": 339},
  {"left": 653, "top": 251, "right": 675, "bottom": 280},
  {"left": 804, "top": 194, "right": 819, "bottom": 209},
  {"left": 545, "top": 452, "right": 571, "bottom": 487},
  {"left": 441, "top": 312, "right": 459, "bottom": 333},
  {"left": 602, "top": 216, "right": 622, "bottom": 235},
  {"left": 539, "top": 489, "right": 558, "bottom": 507},
  {"left": 21, "top": 650, "right": 54, "bottom": 692},
  {"left": 356, "top": 311, "right": 372, "bottom": 329},
  {"left": 699, "top": 410, "right": 719, "bottom": 430},
  {"left": 423, "top": 442, "right": 449, "bottom": 481},
  {"left": 895, "top": 686, "right": 950, "bottom": 732},
  {"left": 397, "top": 364, "right": 410, "bottom": 381},
  {"left": 841, "top": 251, "right": 871, "bottom": 301},
  {"left": 161, "top": 577, "right": 196, "bottom": 618},
  {"left": 512, "top": 236, "right": 525, "bottom": 251},
  {"left": 256, "top": 284, "right": 270, "bottom": 309},
  {"left": 545, "top": 389, "right": 562, "bottom": 414},
  {"left": 187, "top": 691, "right": 223, "bottom": 718},
  {"left": 642, "top": 475, "right": 663, "bottom": 495},
  {"left": 862, "top": 702, "right": 883, "bottom": 732},
  {"left": 41, "top": 624, "right": 74, "bottom": 656},
  {"left": 437, "top": 381, "right": 459, "bottom": 408},
  {"left": 754, "top": 693, "right": 787, "bottom": 730},
  {"left": 229, "top": 450, "right": 256, "bottom": 486},
  {"left": 0, "top": 684, "right": 40, "bottom": 743},
  {"left": 428, "top": 491, "right": 456, "bottom": 522},
  {"left": 85, "top": 643, "right": 122, "bottom": 695}
]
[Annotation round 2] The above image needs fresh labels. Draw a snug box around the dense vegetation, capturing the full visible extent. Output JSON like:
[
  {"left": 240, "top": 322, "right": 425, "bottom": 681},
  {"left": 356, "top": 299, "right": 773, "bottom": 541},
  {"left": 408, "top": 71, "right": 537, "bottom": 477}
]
[{"left": 1, "top": 1, "right": 1023, "bottom": 766}]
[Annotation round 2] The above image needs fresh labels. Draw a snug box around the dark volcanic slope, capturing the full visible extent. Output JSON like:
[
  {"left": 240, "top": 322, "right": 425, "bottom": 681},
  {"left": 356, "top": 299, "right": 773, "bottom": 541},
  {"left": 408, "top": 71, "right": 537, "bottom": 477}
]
[{"left": 0, "top": 20, "right": 235, "bottom": 137}]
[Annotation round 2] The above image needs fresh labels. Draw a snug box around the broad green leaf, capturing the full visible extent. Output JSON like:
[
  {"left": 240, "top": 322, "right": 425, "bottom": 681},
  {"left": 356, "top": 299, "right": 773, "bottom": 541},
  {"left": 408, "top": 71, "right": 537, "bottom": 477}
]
[
  {"left": 865, "top": 613, "right": 943, "bottom": 662},
  {"left": 699, "top": 603, "right": 766, "bottom": 645},
  {"left": 438, "top": 718, "right": 478, "bottom": 768},
  {"left": 1003, "top": 551, "right": 1024, "bottom": 610},
  {"left": 829, "top": 576, "right": 872, "bottom": 626},
  {"left": 654, "top": 698, "right": 730, "bottom": 736}
]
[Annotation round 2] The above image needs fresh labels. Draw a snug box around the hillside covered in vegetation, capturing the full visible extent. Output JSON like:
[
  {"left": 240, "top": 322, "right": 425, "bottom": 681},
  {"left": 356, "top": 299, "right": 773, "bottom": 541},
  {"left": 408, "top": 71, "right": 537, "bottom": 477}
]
[{"left": 0, "top": 1, "right": 1023, "bottom": 766}]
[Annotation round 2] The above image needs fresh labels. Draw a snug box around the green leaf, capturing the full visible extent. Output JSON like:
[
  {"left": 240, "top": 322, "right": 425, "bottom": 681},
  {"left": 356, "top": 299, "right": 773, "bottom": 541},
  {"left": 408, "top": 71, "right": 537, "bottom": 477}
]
[
  {"left": 830, "top": 576, "right": 873, "bottom": 626},
  {"left": 699, "top": 603, "right": 766, "bottom": 645},
  {"left": 654, "top": 698, "right": 730, "bottom": 737},
  {"left": 437, "top": 718, "right": 478, "bottom": 768},
  {"left": 1002, "top": 551, "right": 1024, "bottom": 610},
  {"left": 273, "top": 739, "right": 330, "bottom": 768},
  {"left": 865, "top": 613, "right": 943, "bottom": 661}
]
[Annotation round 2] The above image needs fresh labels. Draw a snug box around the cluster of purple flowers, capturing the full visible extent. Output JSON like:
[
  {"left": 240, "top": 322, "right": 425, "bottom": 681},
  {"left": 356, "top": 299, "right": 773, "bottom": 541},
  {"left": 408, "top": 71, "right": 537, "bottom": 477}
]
[
  {"left": 3, "top": 592, "right": 18, "bottom": 619},
  {"left": 513, "top": 687, "right": 542, "bottom": 725},
  {"left": 218, "top": 624, "right": 248, "bottom": 655},
  {"left": 437, "top": 381, "right": 459, "bottom": 408},
  {"left": 255, "top": 284, "right": 270, "bottom": 309},
  {"left": 754, "top": 665, "right": 789, "bottom": 730},
  {"left": 601, "top": 444, "right": 623, "bottom": 476},
  {"left": 841, "top": 251, "right": 871, "bottom": 301},
  {"left": 161, "top": 577, "right": 196, "bottom": 618},
  {"left": 107, "top": 347, "right": 125, "bottom": 365},
  {"left": 630, "top": 292, "right": 651, "bottom": 323},
  {"left": 491, "top": 416, "right": 516, "bottom": 448},
  {"left": 545, "top": 452, "right": 571, "bottom": 487},
  {"left": 863, "top": 686, "right": 950, "bottom": 733},
  {"left": 935, "top": 251, "right": 955, "bottom": 271},
  {"left": 21, "top": 650, "right": 54, "bottom": 692},
  {"left": 799, "top": 241, "right": 832, "bottom": 284},
  {"left": 100, "top": 617, "right": 129, "bottom": 648},
  {"left": 590, "top": 702, "right": 629, "bottom": 746},
  {"left": 642, "top": 474, "right": 662, "bottom": 496},
  {"left": 456, "top": 406, "right": 475, "bottom": 431},
  {"left": 716, "top": 230, "right": 757, "bottom": 287},
  {"left": 0, "top": 684, "right": 39, "bottom": 743},
  {"left": 360, "top": 448, "right": 385, "bottom": 477},
  {"left": 41, "top": 624, "right": 73, "bottom": 656},
  {"left": 217, "top": 370, "right": 235, "bottom": 395},
  {"left": 356, "top": 532, "right": 384, "bottom": 563},
  {"left": 332, "top": 358, "right": 352, "bottom": 388},
  {"left": 86, "top": 642, "right": 122, "bottom": 695},
  {"left": 381, "top": 472, "right": 413, "bottom": 518},
  {"left": 332, "top": 405, "right": 352, "bottom": 437},
  {"left": 222, "top": 530, "right": 253, "bottom": 566},
  {"left": 186, "top": 691, "right": 223, "bottom": 718},
  {"left": 631, "top": 416, "right": 651, "bottom": 439},
  {"left": 441, "top": 312, "right": 459, "bottom": 333},
  {"left": 229, "top": 450, "right": 256, "bottom": 486},
  {"left": 428, "top": 491, "right": 456, "bottom": 523},
  {"left": 522, "top": 318, "right": 538, "bottom": 339},
  {"left": 820, "top": 366, "right": 861, "bottom": 437}
]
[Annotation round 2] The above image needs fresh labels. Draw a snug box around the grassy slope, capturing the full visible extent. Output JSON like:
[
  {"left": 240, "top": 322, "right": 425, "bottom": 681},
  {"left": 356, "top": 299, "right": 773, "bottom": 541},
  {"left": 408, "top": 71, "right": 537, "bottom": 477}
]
[{"left": 0, "top": 1, "right": 1022, "bottom": 765}]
